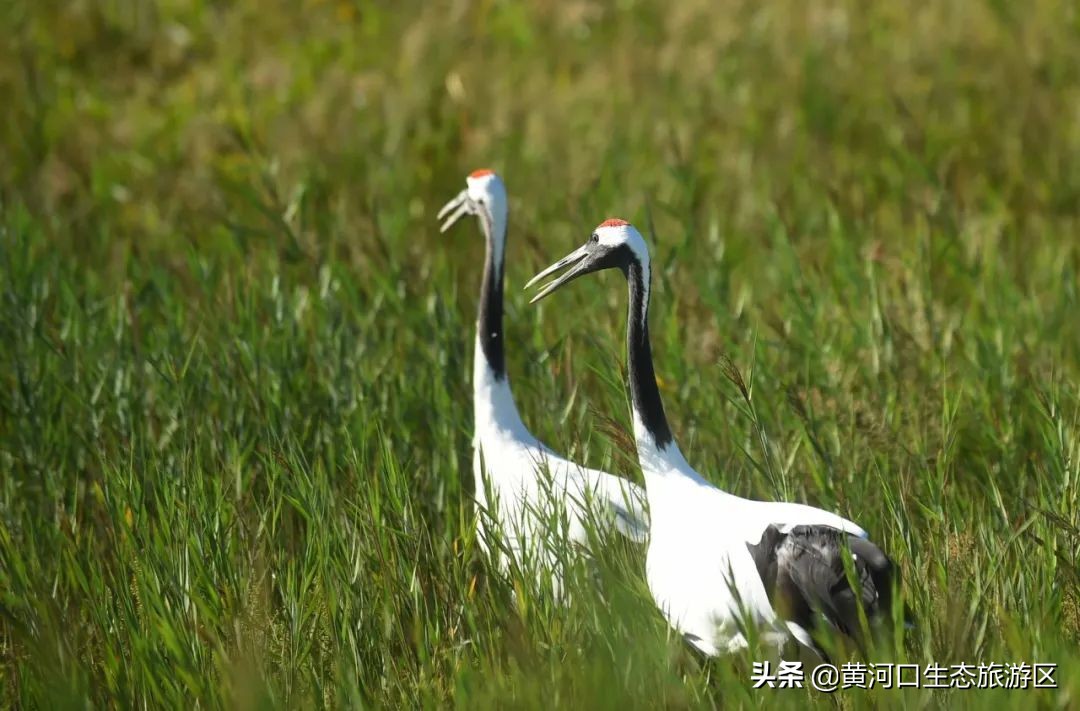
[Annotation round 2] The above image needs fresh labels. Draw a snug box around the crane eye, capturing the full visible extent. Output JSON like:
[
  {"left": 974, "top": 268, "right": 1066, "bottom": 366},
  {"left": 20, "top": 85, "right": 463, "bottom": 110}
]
[{"left": 589, "top": 233, "right": 599, "bottom": 243}]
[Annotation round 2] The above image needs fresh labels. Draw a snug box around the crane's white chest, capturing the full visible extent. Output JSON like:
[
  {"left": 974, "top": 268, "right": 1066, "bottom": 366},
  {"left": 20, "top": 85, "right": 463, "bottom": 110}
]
[{"left": 644, "top": 497, "right": 779, "bottom": 655}]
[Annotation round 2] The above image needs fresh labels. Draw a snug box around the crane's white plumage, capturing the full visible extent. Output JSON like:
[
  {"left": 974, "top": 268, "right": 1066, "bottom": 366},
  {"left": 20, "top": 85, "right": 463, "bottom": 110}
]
[
  {"left": 528, "top": 219, "right": 899, "bottom": 656},
  {"left": 438, "top": 173, "right": 647, "bottom": 597}
]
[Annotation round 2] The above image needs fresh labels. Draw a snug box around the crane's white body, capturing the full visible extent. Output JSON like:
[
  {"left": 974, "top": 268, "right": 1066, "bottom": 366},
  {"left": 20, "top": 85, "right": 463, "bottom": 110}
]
[
  {"left": 472, "top": 333, "right": 647, "bottom": 592},
  {"left": 635, "top": 418, "right": 865, "bottom": 655}
]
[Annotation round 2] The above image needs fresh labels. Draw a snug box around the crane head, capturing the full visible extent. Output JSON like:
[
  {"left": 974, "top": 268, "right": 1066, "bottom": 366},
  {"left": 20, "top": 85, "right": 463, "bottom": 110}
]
[
  {"left": 437, "top": 169, "right": 507, "bottom": 233},
  {"left": 526, "top": 219, "right": 650, "bottom": 302}
]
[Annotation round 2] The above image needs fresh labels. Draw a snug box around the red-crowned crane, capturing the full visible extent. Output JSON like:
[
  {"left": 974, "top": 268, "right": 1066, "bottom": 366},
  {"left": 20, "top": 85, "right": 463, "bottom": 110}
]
[
  {"left": 527, "top": 218, "right": 900, "bottom": 657},
  {"left": 438, "top": 173, "right": 648, "bottom": 597}
]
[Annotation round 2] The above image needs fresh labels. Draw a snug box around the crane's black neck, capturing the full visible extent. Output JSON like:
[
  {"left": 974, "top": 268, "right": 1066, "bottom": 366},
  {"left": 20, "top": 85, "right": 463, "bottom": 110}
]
[
  {"left": 624, "top": 256, "right": 674, "bottom": 450},
  {"left": 477, "top": 209, "right": 506, "bottom": 380}
]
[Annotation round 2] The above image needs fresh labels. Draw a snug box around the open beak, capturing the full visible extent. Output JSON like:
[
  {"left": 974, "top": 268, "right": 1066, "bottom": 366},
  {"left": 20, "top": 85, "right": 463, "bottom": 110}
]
[
  {"left": 437, "top": 189, "right": 471, "bottom": 232},
  {"left": 525, "top": 244, "right": 592, "bottom": 303}
]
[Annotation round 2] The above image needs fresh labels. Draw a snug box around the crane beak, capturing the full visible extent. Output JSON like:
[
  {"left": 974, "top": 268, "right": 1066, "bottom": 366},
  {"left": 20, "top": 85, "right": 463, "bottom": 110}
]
[
  {"left": 437, "top": 189, "right": 470, "bottom": 232},
  {"left": 525, "top": 244, "right": 592, "bottom": 303}
]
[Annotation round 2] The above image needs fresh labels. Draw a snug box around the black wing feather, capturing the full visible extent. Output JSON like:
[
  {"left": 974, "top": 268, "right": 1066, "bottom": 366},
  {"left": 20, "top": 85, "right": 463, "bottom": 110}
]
[{"left": 747, "top": 524, "right": 897, "bottom": 644}]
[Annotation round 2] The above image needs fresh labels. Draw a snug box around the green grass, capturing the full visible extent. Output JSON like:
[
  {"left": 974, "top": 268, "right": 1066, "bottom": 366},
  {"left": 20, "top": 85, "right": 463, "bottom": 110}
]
[{"left": 3, "top": 0, "right": 1080, "bottom": 707}]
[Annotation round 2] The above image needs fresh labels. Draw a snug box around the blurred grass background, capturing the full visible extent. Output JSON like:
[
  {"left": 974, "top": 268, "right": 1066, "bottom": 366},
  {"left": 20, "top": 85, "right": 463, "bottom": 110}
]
[{"left": 2, "top": 0, "right": 1080, "bottom": 707}]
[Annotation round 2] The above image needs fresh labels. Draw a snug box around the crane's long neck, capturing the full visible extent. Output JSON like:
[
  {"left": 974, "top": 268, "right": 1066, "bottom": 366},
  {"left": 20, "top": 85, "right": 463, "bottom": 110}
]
[
  {"left": 473, "top": 209, "right": 527, "bottom": 437},
  {"left": 626, "top": 259, "right": 672, "bottom": 450},
  {"left": 625, "top": 258, "right": 707, "bottom": 485},
  {"left": 477, "top": 209, "right": 506, "bottom": 380}
]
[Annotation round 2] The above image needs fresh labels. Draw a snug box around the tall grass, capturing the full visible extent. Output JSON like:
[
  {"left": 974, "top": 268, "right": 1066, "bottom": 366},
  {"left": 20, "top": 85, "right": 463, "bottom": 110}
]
[{"left": 2, "top": 0, "right": 1079, "bottom": 707}]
